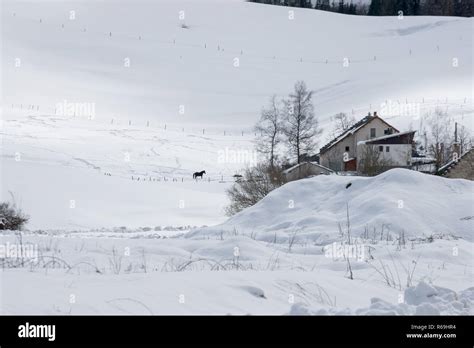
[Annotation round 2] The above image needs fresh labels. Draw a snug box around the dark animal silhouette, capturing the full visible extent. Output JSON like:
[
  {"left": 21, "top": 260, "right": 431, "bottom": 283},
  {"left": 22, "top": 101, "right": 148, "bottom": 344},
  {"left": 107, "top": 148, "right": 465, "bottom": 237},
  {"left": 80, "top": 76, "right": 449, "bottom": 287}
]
[
  {"left": 346, "top": 182, "right": 352, "bottom": 189},
  {"left": 193, "top": 170, "right": 206, "bottom": 179}
]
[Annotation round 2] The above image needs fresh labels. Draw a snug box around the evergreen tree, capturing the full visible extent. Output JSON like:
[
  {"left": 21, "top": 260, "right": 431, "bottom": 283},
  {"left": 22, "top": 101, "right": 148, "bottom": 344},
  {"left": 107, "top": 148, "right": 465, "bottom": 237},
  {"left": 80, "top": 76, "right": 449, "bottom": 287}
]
[
  {"left": 338, "top": 0, "right": 345, "bottom": 13},
  {"left": 409, "top": 0, "right": 421, "bottom": 15},
  {"left": 368, "top": 0, "right": 382, "bottom": 15},
  {"left": 348, "top": 2, "right": 357, "bottom": 14},
  {"left": 247, "top": 0, "right": 471, "bottom": 16},
  {"left": 396, "top": 0, "right": 409, "bottom": 15}
]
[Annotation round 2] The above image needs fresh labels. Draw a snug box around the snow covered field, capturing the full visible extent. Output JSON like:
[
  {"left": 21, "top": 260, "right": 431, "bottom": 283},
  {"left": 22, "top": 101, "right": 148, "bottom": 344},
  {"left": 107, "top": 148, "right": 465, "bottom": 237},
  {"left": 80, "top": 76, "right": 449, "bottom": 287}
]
[
  {"left": 0, "top": 169, "right": 472, "bottom": 315},
  {"left": 1, "top": 116, "right": 251, "bottom": 229},
  {"left": 0, "top": 223, "right": 472, "bottom": 315},
  {"left": 0, "top": 0, "right": 473, "bottom": 315}
]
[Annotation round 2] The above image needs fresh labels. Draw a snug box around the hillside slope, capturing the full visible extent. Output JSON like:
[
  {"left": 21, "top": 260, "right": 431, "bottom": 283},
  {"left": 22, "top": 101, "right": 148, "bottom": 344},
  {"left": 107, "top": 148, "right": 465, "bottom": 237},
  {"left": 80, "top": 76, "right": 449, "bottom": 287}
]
[
  {"left": 2, "top": 0, "right": 472, "bottom": 127},
  {"left": 1, "top": 0, "right": 472, "bottom": 230}
]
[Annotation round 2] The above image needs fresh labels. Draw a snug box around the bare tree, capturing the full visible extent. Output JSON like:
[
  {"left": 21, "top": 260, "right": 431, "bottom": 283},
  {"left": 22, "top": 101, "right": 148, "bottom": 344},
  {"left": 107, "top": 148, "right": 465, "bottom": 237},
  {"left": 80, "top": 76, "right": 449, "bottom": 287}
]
[
  {"left": 225, "top": 164, "right": 286, "bottom": 216},
  {"left": 327, "top": 112, "right": 355, "bottom": 141},
  {"left": 457, "top": 123, "right": 472, "bottom": 155},
  {"left": 358, "top": 144, "right": 393, "bottom": 176},
  {"left": 426, "top": 108, "right": 453, "bottom": 170},
  {"left": 283, "top": 81, "right": 322, "bottom": 163},
  {"left": 254, "top": 95, "right": 282, "bottom": 168}
]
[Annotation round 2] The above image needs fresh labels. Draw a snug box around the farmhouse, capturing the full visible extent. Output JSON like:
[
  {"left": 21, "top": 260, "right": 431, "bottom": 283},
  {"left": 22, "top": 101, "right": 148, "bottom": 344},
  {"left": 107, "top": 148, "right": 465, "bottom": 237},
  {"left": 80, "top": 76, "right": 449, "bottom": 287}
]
[{"left": 319, "top": 112, "right": 415, "bottom": 174}]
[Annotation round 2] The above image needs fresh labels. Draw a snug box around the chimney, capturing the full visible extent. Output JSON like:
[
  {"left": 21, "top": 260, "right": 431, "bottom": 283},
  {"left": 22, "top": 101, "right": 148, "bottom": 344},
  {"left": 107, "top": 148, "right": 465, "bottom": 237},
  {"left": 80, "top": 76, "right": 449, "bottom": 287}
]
[
  {"left": 453, "top": 122, "right": 460, "bottom": 160},
  {"left": 374, "top": 111, "right": 378, "bottom": 117}
]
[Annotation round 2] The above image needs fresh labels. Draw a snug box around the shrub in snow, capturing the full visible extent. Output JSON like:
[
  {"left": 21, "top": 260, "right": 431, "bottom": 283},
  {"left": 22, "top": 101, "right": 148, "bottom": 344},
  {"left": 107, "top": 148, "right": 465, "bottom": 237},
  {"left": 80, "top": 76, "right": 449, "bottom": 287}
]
[
  {"left": 225, "top": 163, "right": 286, "bottom": 216},
  {"left": 0, "top": 202, "right": 29, "bottom": 230}
]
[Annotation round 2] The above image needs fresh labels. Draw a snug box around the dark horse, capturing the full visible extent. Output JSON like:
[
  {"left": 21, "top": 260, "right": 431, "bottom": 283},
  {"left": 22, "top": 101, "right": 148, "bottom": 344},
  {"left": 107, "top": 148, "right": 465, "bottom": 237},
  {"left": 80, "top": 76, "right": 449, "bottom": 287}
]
[{"left": 193, "top": 170, "right": 206, "bottom": 179}]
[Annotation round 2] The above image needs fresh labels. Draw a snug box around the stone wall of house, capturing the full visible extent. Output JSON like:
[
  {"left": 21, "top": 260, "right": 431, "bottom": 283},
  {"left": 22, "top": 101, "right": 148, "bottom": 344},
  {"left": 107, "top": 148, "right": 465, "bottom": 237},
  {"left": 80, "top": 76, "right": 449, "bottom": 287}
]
[{"left": 445, "top": 150, "right": 474, "bottom": 180}]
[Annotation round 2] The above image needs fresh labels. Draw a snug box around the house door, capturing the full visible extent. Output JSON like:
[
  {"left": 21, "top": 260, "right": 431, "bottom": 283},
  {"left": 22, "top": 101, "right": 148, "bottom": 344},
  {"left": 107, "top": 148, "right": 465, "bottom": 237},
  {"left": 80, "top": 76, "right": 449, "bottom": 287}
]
[{"left": 344, "top": 159, "right": 357, "bottom": 171}]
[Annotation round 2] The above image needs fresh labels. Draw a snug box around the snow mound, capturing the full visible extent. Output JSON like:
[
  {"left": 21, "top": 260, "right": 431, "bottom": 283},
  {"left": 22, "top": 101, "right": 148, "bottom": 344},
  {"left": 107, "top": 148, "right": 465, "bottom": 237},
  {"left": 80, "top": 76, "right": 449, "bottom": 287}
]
[
  {"left": 187, "top": 169, "right": 474, "bottom": 243},
  {"left": 289, "top": 281, "right": 474, "bottom": 315}
]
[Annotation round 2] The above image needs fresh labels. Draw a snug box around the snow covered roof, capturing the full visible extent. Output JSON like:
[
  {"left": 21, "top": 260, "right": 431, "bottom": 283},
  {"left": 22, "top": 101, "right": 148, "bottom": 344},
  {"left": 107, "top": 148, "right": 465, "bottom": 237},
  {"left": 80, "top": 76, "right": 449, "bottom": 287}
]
[
  {"left": 357, "top": 130, "right": 416, "bottom": 145},
  {"left": 283, "top": 161, "right": 334, "bottom": 174},
  {"left": 438, "top": 148, "right": 473, "bottom": 175},
  {"left": 320, "top": 115, "right": 399, "bottom": 154}
]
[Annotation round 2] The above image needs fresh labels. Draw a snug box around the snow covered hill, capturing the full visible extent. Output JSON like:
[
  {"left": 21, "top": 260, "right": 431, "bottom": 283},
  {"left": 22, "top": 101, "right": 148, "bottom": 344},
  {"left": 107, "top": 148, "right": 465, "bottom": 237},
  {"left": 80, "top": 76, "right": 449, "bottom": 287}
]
[
  {"left": 187, "top": 169, "right": 474, "bottom": 242},
  {"left": 2, "top": 0, "right": 472, "bottom": 127},
  {"left": 2, "top": 0, "right": 473, "bottom": 125},
  {"left": 1, "top": 0, "right": 472, "bottom": 231}
]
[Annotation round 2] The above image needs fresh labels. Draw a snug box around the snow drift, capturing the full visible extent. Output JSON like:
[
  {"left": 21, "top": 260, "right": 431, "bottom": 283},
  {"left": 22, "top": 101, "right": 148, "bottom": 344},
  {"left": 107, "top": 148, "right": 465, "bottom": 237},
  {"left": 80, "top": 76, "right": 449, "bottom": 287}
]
[
  {"left": 289, "top": 281, "right": 474, "bottom": 315},
  {"left": 187, "top": 169, "right": 474, "bottom": 243}
]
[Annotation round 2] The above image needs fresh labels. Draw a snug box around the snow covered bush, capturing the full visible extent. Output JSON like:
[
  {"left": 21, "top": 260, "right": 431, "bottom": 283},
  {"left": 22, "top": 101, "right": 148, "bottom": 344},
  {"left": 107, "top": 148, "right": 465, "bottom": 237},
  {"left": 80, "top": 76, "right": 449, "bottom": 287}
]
[{"left": 0, "top": 202, "right": 29, "bottom": 230}]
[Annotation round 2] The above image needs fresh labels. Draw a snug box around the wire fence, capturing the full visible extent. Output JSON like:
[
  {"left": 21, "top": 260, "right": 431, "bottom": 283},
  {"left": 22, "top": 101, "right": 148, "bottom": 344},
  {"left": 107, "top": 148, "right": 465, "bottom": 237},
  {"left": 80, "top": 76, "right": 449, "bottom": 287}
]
[
  {"left": 7, "top": 94, "right": 472, "bottom": 131},
  {"left": 6, "top": 103, "right": 260, "bottom": 137},
  {"left": 5, "top": 11, "right": 472, "bottom": 134},
  {"left": 7, "top": 10, "right": 470, "bottom": 73}
]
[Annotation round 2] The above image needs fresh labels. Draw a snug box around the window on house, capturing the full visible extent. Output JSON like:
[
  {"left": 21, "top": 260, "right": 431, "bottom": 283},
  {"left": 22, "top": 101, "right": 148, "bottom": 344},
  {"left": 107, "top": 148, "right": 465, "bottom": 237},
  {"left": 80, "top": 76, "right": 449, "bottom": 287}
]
[
  {"left": 370, "top": 128, "right": 376, "bottom": 138},
  {"left": 345, "top": 146, "right": 350, "bottom": 152},
  {"left": 379, "top": 146, "right": 383, "bottom": 152},
  {"left": 386, "top": 146, "right": 390, "bottom": 152}
]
